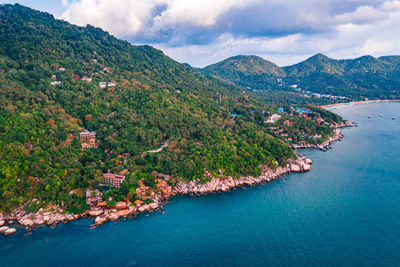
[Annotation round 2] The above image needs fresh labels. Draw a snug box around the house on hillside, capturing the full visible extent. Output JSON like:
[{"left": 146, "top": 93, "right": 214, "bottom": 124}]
[
  {"left": 58, "top": 67, "right": 66, "bottom": 71},
  {"left": 50, "top": 81, "right": 61, "bottom": 86},
  {"left": 107, "top": 82, "right": 116, "bottom": 87},
  {"left": 80, "top": 130, "right": 97, "bottom": 149},
  {"left": 102, "top": 170, "right": 126, "bottom": 188},
  {"left": 99, "top": 82, "right": 107, "bottom": 88},
  {"left": 265, "top": 114, "right": 281, "bottom": 124},
  {"left": 82, "top": 77, "right": 92, "bottom": 82},
  {"left": 86, "top": 189, "right": 102, "bottom": 205}
]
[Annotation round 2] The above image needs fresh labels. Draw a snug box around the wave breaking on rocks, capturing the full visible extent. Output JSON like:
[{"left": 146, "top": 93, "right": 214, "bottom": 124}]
[{"left": 173, "top": 157, "right": 312, "bottom": 195}]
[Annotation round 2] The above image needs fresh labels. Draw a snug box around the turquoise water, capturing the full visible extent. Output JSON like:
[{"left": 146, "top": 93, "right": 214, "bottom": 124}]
[{"left": 1, "top": 102, "right": 400, "bottom": 266}]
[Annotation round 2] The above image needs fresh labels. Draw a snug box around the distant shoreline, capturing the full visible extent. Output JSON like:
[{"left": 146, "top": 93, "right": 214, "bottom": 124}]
[{"left": 321, "top": 99, "right": 400, "bottom": 108}]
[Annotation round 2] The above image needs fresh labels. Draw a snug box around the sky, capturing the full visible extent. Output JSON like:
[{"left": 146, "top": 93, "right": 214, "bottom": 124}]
[{"left": 2, "top": 0, "right": 400, "bottom": 67}]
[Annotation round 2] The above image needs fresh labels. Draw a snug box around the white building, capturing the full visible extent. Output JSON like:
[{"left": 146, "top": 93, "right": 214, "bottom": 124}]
[
  {"left": 265, "top": 114, "right": 281, "bottom": 124},
  {"left": 82, "top": 77, "right": 92, "bottom": 82},
  {"left": 50, "top": 81, "right": 61, "bottom": 86}
]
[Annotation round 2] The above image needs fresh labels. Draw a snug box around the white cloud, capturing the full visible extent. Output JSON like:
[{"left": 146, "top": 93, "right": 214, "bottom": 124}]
[
  {"left": 60, "top": 0, "right": 400, "bottom": 66},
  {"left": 362, "top": 39, "right": 395, "bottom": 54},
  {"left": 61, "top": 0, "right": 252, "bottom": 39},
  {"left": 61, "top": 0, "right": 69, "bottom": 8}
]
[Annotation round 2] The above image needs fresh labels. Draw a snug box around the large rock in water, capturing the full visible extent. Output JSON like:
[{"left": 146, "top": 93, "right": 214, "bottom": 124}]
[
  {"left": 19, "top": 218, "right": 35, "bottom": 228},
  {"left": 290, "top": 163, "right": 301, "bottom": 172},
  {"left": 149, "top": 203, "right": 159, "bottom": 210},
  {"left": 108, "top": 213, "right": 120, "bottom": 221},
  {"left": 302, "top": 163, "right": 312, "bottom": 172},
  {"left": 95, "top": 216, "right": 107, "bottom": 226},
  {"left": 4, "top": 228, "right": 16, "bottom": 236},
  {"left": 0, "top": 226, "right": 9, "bottom": 234},
  {"left": 89, "top": 210, "right": 103, "bottom": 217}
]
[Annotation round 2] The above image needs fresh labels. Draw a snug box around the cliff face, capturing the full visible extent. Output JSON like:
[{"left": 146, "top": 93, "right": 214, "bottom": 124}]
[{"left": 173, "top": 157, "right": 312, "bottom": 195}]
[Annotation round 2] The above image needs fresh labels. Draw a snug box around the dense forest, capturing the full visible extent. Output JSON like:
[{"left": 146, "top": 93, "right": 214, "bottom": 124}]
[
  {"left": 0, "top": 4, "right": 342, "bottom": 213},
  {"left": 202, "top": 54, "right": 400, "bottom": 101}
]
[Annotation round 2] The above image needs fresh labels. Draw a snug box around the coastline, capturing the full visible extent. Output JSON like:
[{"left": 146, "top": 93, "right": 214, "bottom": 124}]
[
  {"left": 1, "top": 124, "right": 351, "bottom": 235},
  {"left": 0, "top": 156, "right": 313, "bottom": 234},
  {"left": 291, "top": 121, "right": 353, "bottom": 151},
  {"left": 173, "top": 156, "right": 312, "bottom": 196},
  {"left": 321, "top": 99, "right": 400, "bottom": 108}
]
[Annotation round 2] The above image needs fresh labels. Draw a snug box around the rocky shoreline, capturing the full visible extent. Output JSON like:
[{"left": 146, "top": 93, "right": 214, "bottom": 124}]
[
  {"left": 3, "top": 122, "right": 353, "bottom": 236},
  {"left": 291, "top": 121, "right": 353, "bottom": 151},
  {"left": 173, "top": 157, "right": 312, "bottom": 195},
  {"left": 0, "top": 157, "right": 313, "bottom": 235}
]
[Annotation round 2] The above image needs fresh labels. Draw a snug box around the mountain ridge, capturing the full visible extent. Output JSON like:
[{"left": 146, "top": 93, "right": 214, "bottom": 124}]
[
  {"left": 1, "top": 4, "right": 342, "bottom": 213},
  {"left": 201, "top": 53, "right": 400, "bottom": 100}
]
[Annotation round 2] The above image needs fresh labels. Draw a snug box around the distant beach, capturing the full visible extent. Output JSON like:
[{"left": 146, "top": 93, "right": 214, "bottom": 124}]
[{"left": 321, "top": 99, "right": 400, "bottom": 108}]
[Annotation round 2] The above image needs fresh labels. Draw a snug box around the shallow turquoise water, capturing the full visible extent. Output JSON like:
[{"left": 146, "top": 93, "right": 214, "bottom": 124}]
[{"left": 1, "top": 102, "right": 400, "bottom": 266}]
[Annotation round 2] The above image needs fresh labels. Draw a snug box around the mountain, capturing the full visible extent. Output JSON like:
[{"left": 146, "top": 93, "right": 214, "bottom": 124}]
[
  {"left": 0, "top": 4, "right": 304, "bottom": 213},
  {"left": 0, "top": 4, "right": 344, "bottom": 214},
  {"left": 202, "top": 54, "right": 400, "bottom": 100},
  {"left": 202, "top": 55, "right": 285, "bottom": 90}
]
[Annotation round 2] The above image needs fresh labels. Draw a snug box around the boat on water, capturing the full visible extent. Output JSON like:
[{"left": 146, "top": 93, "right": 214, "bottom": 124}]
[
  {"left": 392, "top": 117, "right": 396, "bottom": 120},
  {"left": 368, "top": 116, "right": 372, "bottom": 119}
]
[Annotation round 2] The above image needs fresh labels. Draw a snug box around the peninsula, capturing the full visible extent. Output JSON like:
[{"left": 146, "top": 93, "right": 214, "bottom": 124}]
[{"left": 0, "top": 4, "right": 351, "bottom": 235}]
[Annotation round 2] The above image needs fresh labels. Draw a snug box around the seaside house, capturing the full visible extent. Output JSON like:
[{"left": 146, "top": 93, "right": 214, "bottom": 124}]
[
  {"left": 134, "top": 200, "right": 143, "bottom": 207},
  {"left": 86, "top": 189, "right": 103, "bottom": 206},
  {"left": 102, "top": 169, "right": 126, "bottom": 188},
  {"left": 116, "top": 202, "right": 128, "bottom": 210},
  {"left": 136, "top": 178, "right": 151, "bottom": 198},
  {"left": 97, "top": 201, "right": 107, "bottom": 209}
]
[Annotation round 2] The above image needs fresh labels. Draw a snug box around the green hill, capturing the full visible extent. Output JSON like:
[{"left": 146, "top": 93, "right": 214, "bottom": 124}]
[
  {"left": 202, "top": 53, "right": 400, "bottom": 100},
  {"left": 0, "top": 4, "right": 300, "bottom": 212},
  {"left": 202, "top": 55, "right": 284, "bottom": 90},
  {"left": 0, "top": 4, "right": 345, "bottom": 214}
]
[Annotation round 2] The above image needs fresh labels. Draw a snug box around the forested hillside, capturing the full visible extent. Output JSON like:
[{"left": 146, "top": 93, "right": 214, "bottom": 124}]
[
  {"left": 203, "top": 55, "right": 284, "bottom": 89},
  {"left": 202, "top": 53, "right": 400, "bottom": 101},
  {"left": 0, "top": 4, "right": 341, "bottom": 213}
]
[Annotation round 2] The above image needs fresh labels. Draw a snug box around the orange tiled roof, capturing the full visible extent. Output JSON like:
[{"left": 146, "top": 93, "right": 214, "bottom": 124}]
[{"left": 98, "top": 201, "right": 107, "bottom": 207}]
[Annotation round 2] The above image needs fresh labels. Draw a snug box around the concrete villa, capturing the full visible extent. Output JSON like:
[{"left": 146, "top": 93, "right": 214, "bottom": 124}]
[
  {"left": 102, "top": 170, "right": 126, "bottom": 188},
  {"left": 80, "top": 130, "right": 97, "bottom": 149}
]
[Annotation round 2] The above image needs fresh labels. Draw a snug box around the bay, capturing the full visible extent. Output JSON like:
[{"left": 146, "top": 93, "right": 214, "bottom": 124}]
[{"left": 1, "top": 102, "right": 400, "bottom": 266}]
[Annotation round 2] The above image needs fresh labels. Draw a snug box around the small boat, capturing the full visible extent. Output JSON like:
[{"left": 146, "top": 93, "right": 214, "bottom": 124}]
[
  {"left": 25, "top": 232, "right": 32, "bottom": 236},
  {"left": 368, "top": 116, "right": 372, "bottom": 119},
  {"left": 392, "top": 117, "right": 396, "bottom": 120},
  {"left": 379, "top": 114, "right": 383, "bottom": 117}
]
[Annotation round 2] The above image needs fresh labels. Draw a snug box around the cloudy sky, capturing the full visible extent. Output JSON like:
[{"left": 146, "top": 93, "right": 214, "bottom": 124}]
[{"left": 2, "top": 0, "right": 400, "bottom": 67}]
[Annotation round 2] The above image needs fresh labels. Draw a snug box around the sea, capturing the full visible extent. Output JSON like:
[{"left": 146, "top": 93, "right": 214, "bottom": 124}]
[{"left": 1, "top": 102, "right": 400, "bottom": 266}]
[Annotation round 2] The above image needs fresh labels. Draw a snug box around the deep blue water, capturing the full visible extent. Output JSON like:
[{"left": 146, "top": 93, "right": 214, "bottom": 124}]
[{"left": 1, "top": 102, "right": 400, "bottom": 266}]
